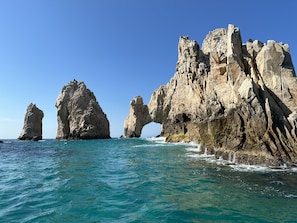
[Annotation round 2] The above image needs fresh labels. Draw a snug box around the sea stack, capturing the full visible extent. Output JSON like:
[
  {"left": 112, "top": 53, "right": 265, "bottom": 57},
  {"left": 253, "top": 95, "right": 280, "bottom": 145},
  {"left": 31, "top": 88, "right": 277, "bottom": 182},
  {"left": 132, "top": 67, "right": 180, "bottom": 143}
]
[
  {"left": 124, "top": 24, "right": 297, "bottom": 167},
  {"left": 55, "top": 79, "right": 110, "bottom": 140},
  {"left": 18, "top": 103, "right": 44, "bottom": 141}
]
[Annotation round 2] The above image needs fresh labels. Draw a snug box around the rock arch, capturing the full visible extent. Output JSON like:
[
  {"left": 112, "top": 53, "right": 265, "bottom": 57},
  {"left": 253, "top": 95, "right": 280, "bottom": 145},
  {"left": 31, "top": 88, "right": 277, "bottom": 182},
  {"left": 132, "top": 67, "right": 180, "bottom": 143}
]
[
  {"left": 141, "top": 122, "right": 162, "bottom": 137},
  {"left": 124, "top": 96, "right": 162, "bottom": 137},
  {"left": 124, "top": 24, "right": 297, "bottom": 166}
]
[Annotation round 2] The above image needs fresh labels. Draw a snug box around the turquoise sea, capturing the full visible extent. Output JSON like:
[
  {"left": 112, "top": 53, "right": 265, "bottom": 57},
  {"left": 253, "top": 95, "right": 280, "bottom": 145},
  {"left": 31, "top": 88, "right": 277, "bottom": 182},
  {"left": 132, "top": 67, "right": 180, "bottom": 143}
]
[{"left": 0, "top": 138, "right": 297, "bottom": 223}]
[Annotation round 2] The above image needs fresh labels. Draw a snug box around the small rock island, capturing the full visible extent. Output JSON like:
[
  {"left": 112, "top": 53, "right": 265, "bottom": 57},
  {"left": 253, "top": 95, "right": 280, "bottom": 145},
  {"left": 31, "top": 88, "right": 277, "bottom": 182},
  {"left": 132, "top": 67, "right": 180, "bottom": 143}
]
[
  {"left": 124, "top": 24, "right": 297, "bottom": 167},
  {"left": 56, "top": 80, "right": 110, "bottom": 140},
  {"left": 18, "top": 103, "right": 44, "bottom": 141}
]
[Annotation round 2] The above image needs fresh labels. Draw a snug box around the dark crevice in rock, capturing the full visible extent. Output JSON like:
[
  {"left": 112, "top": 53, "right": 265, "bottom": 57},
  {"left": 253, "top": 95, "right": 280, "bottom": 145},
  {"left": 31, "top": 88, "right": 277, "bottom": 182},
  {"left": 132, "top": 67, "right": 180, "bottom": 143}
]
[{"left": 235, "top": 113, "right": 246, "bottom": 150}]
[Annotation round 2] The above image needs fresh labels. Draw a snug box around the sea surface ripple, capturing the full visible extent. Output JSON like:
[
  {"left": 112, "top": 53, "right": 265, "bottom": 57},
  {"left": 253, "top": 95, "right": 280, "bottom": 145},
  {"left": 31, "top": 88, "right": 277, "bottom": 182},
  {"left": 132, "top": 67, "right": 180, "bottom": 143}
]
[{"left": 0, "top": 138, "right": 297, "bottom": 222}]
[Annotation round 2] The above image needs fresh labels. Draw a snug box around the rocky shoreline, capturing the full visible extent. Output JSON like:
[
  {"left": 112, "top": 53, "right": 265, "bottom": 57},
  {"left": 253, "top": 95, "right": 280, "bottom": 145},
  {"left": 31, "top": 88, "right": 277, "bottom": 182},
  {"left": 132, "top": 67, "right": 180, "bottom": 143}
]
[
  {"left": 124, "top": 24, "right": 297, "bottom": 167},
  {"left": 9, "top": 24, "right": 297, "bottom": 167}
]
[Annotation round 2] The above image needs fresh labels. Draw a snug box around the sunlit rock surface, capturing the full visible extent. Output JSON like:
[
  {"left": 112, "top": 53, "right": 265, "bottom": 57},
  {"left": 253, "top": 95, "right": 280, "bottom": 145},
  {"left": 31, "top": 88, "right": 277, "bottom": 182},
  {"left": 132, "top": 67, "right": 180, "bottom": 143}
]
[
  {"left": 56, "top": 80, "right": 110, "bottom": 140},
  {"left": 18, "top": 103, "right": 44, "bottom": 141},
  {"left": 124, "top": 24, "right": 297, "bottom": 167}
]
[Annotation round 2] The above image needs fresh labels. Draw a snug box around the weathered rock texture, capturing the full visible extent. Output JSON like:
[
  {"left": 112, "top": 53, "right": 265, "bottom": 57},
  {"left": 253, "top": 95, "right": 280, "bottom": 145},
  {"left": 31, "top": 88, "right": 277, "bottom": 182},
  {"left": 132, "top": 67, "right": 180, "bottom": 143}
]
[
  {"left": 18, "top": 103, "right": 44, "bottom": 141},
  {"left": 56, "top": 80, "right": 110, "bottom": 140},
  {"left": 124, "top": 24, "right": 297, "bottom": 167}
]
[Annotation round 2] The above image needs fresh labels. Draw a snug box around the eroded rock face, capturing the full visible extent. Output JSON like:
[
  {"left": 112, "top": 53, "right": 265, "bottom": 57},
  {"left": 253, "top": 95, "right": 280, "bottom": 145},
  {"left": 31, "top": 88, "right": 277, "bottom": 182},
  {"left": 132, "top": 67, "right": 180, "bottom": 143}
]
[
  {"left": 18, "top": 103, "right": 44, "bottom": 141},
  {"left": 124, "top": 24, "right": 297, "bottom": 167},
  {"left": 56, "top": 80, "right": 110, "bottom": 139},
  {"left": 124, "top": 96, "right": 151, "bottom": 137}
]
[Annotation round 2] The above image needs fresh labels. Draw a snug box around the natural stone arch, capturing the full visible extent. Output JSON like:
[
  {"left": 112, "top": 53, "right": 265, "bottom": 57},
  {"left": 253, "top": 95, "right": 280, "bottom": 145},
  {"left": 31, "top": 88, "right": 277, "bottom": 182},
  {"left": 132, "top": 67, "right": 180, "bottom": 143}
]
[
  {"left": 141, "top": 122, "right": 162, "bottom": 137},
  {"left": 124, "top": 96, "right": 164, "bottom": 138},
  {"left": 124, "top": 24, "right": 297, "bottom": 166}
]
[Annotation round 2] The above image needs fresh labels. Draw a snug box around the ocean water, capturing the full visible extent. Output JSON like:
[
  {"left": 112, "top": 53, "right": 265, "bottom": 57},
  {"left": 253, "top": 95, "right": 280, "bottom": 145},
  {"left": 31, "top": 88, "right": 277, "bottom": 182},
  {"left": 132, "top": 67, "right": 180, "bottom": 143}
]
[{"left": 0, "top": 138, "right": 297, "bottom": 223}]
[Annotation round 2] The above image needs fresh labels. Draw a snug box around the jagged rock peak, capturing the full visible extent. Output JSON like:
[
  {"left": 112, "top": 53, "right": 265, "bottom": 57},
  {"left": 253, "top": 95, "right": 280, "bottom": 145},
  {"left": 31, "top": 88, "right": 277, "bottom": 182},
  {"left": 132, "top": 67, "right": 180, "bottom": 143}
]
[
  {"left": 18, "top": 103, "right": 44, "bottom": 141},
  {"left": 178, "top": 36, "right": 199, "bottom": 63},
  {"left": 56, "top": 79, "right": 110, "bottom": 140},
  {"left": 202, "top": 27, "right": 227, "bottom": 55},
  {"left": 124, "top": 24, "right": 297, "bottom": 167}
]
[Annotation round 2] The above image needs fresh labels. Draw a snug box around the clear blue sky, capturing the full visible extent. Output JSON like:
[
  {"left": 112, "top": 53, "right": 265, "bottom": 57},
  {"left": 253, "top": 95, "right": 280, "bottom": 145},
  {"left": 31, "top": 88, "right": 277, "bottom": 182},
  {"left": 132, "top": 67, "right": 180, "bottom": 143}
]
[{"left": 0, "top": 0, "right": 296, "bottom": 139}]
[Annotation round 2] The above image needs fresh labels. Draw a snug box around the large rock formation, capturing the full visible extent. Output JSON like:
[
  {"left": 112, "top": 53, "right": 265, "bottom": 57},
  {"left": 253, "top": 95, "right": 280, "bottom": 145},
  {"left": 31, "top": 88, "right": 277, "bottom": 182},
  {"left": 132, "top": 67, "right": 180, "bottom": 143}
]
[
  {"left": 18, "top": 103, "right": 44, "bottom": 141},
  {"left": 124, "top": 24, "right": 297, "bottom": 167},
  {"left": 56, "top": 80, "right": 110, "bottom": 139}
]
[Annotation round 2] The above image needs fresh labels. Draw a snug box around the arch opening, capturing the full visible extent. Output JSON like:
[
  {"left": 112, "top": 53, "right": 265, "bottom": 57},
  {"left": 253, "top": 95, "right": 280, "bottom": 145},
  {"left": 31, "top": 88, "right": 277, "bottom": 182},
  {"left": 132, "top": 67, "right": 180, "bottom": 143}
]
[{"left": 141, "top": 122, "right": 162, "bottom": 138}]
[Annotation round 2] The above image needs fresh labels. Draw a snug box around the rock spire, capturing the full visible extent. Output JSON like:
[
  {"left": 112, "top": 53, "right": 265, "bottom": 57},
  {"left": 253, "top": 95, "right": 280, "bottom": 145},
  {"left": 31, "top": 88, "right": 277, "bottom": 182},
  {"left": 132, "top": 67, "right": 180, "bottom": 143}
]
[
  {"left": 18, "top": 103, "right": 44, "bottom": 141},
  {"left": 56, "top": 80, "right": 110, "bottom": 140},
  {"left": 124, "top": 24, "right": 297, "bottom": 167}
]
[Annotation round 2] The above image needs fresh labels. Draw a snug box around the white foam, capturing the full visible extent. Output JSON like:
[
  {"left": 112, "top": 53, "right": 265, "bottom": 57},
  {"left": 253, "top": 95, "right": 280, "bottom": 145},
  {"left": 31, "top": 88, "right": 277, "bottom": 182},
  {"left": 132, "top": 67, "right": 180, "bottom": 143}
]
[
  {"left": 186, "top": 146, "right": 217, "bottom": 157},
  {"left": 187, "top": 141, "right": 199, "bottom": 146},
  {"left": 133, "top": 143, "right": 170, "bottom": 148},
  {"left": 229, "top": 164, "right": 271, "bottom": 172},
  {"left": 285, "top": 194, "right": 297, "bottom": 198},
  {"left": 145, "top": 137, "right": 166, "bottom": 143},
  {"left": 142, "top": 139, "right": 297, "bottom": 173},
  {"left": 228, "top": 164, "right": 297, "bottom": 173},
  {"left": 185, "top": 144, "right": 201, "bottom": 153},
  {"left": 184, "top": 146, "right": 297, "bottom": 172},
  {"left": 168, "top": 141, "right": 192, "bottom": 147},
  {"left": 290, "top": 167, "right": 297, "bottom": 172},
  {"left": 186, "top": 145, "right": 210, "bottom": 158},
  {"left": 3, "top": 141, "right": 12, "bottom": 144},
  {"left": 185, "top": 148, "right": 201, "bottom": 153},
  {"left": 184, "top": 143, "right": 219, "bottom": 161}
]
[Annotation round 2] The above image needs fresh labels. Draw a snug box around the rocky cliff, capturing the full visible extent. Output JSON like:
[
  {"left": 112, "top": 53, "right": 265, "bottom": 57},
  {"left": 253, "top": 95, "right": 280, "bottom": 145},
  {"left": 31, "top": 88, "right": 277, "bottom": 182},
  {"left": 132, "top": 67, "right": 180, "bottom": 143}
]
[
  {"left": 18, "top": 103, "right": 44, "bottom": 141},
  {"left": 124, "top": 24, "right": 297, "bottom": 167},
  {"left": 56, "top": 80, "right": 110, "bottom": 139}
]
